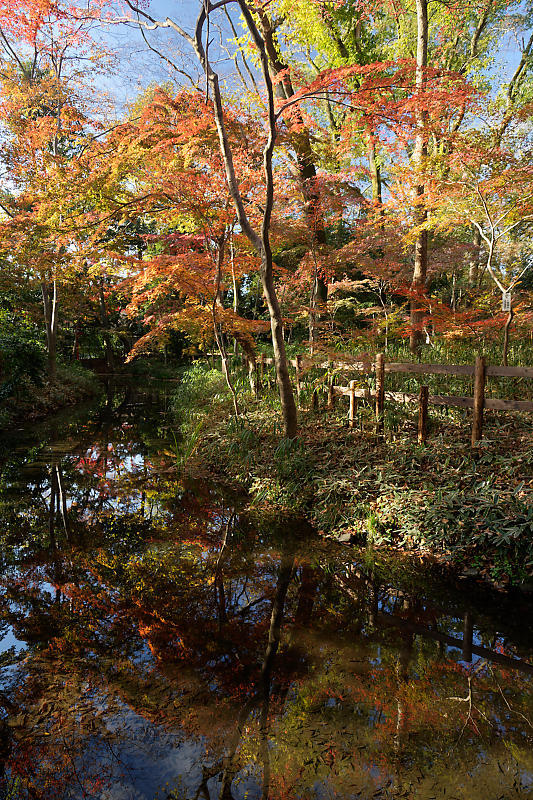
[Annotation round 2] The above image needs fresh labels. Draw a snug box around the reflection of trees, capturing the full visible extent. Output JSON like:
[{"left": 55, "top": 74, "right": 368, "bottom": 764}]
[
  {"left": 181, "top": 548, "right": 296, "bottom": 800},
  {"left": 1, "top": 511, "right": 533, "bottom": 799},
  {"left": 258, "top": 550, "right": 295, "bottom": 800},
  {"left": 0, "top": 389, "right": 532, "bottom": 797}
]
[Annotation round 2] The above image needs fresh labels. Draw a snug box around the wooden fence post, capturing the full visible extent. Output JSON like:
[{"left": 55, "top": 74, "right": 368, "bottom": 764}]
[
  {"left": 311, "top": 388, "right": 319, "bottom": 411},
  {"left": 349, "top": 380, "right": 357, "bottom": 429},
  {"left": 375, "top": 352, "right": 385, "bottom": 433},
  {"left": 418, "top": 385, "right": 429, "bottom": 444},
  {"left": 471, "top": 355, "right": 486, "bottom": 446}
]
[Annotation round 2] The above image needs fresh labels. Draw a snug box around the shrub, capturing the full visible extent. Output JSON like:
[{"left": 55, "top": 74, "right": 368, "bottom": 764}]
[
  {"left": 0, "top": 332, "right": 46, "bottom": 400},
  {"left": 172, "top": 364, "right": 230, "bottom": 431},
  {"left": 171, "top": 364, "right": 232, "bottom": 468}
]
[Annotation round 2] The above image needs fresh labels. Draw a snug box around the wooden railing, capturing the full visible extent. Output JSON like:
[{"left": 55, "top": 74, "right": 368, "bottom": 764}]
[{"left": 255, "top": 352, "right": 533, "bottom": 445}]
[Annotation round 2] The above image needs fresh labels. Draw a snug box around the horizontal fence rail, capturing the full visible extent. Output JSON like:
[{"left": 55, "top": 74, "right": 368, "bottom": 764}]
[
  {"left": 331, "top": 385, "right": 533, "bottom": 413},
  {"left": 252, "top": 352, "right": 533, "bottom": 445},
  {"left": 260, "top": 356, "right": 533, "bottom": 380}
]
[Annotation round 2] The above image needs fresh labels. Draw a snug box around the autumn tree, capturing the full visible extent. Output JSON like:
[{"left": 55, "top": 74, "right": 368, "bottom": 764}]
[
  {"left": 0, "top": 1, "right": 112, "bottom": 376},
  {"left": 98, "top": 0, "right": 299, "bottom": 435},
  {"left": 429, "top": 121, "right": 533, "bottom": 362},
  {"left": 86, "top": 87, "right": 272, "bottom": 408}
]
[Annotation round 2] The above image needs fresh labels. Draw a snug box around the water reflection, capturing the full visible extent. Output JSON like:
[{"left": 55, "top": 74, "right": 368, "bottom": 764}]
[{"left": 0, "top": 382, "right": 531, "bottom": 799}]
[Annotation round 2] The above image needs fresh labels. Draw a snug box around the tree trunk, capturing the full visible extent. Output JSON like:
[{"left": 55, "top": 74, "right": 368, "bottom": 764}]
[
  {"left": 196, "top": 5, "right": 297, "bottom": 437},
  {"left": 409, "top": 0, "right": 429, "bottom": 355},
  {"left": 72, "top": 324, "right": 80, "bottom": 361},
  {"left": 41, "top": 279, "right": 58, "bottom": 379},
  {"left": 235, "top": 334, "right": 258, "bottom": 397},
  {"left": 257, "top": 9, "right": 328, "bottom": 310},
  {"left": 261, "top": 254, "right": 298, "bottom": 437},
  {"left": 469, "top": 226, "right": 481, "bottom": 288},
  {"left": 368, "top": 136, "right": 382, "bottom": 205},
  {"left": 212, "top": 235, "right": 240, "bottom": 419},
  {"left": 99, "top": 280, "right": 115, "bottom": 371},
  {"left": 231, "top": 244, "right": 239, "bottom": 355},
  {"left": 190, "top": 3, "right": 298, "bottom": 435}
]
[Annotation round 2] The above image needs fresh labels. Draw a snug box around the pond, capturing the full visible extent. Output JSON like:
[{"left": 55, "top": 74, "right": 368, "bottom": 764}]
[{"left": 0, "top": 381, "right": 532, "bottom": 799}]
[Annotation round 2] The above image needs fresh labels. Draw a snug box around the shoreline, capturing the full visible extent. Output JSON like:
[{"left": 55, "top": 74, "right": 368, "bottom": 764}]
[{"left": 1, "top": 365, "right": 99, "bottom": 431}]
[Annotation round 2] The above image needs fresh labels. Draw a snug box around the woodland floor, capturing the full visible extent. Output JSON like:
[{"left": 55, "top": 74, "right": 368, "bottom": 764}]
[{"left": 183, "top": 390, "right": 533, "bottom": 588}]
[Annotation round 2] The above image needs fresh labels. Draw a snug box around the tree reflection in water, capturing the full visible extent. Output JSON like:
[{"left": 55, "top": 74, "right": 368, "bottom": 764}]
[{"left": 0, "top": 384, "right": 531, "bottom": 799}]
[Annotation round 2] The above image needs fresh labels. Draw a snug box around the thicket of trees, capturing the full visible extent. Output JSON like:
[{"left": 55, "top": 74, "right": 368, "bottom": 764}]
[{"left": 1, "top": 0, "right": 532, "bottom": 434}]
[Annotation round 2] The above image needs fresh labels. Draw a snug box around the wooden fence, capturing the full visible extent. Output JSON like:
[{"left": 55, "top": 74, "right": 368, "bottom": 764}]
[{"left": 254, "top": 352, "right": 533, "bottom": 446}]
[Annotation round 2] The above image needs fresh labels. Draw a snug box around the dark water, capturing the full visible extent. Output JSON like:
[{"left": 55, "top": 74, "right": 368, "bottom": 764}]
[{"left": 0, "top": 381, "right": 532, "bottom": 799}]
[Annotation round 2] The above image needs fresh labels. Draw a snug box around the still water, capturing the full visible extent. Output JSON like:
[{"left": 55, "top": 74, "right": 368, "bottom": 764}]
[{"left": 0, "top": 382, "right": 532, "bottom": 799}]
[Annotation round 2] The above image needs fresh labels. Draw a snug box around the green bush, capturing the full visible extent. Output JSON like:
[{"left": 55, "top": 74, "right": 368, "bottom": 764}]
[
  {"left": 55, "top": 363, "right": 96, "bottom": 393},
  {"left": 372, "top": 481, "right": 533, "bottom": 567},
  {"left": 0, "top": 332, "right": 46, "bottom": 400},
  {"left": 0, "top": 355, "right": 97, "bottom": 429},
  {"left": 172, "top": 364, "right": 230, "bottom": 430},
  {"left": 171, "top": 364, "right": 232, "bottom": 468}
]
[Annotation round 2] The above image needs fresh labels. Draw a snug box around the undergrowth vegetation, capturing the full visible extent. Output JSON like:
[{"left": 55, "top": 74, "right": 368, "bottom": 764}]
[
  {"left": 0, "top": 360, "right": 98, "bottom": 429},
  {"left": 171, "top": 357, "right": 533, "bottom": 585}
]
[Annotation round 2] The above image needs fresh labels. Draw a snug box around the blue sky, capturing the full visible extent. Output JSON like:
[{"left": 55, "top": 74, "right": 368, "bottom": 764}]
[
  {"left": 99, "top": 0, "right": 530, "bottom": 112},
  {"left": 101, "top": 0, "right": 237, "bottom": 109}
]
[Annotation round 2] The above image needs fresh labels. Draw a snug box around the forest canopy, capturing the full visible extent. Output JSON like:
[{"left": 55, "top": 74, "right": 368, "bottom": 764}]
[{"left": 0, "top": 0, "right": 532, "bottom": 435}]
